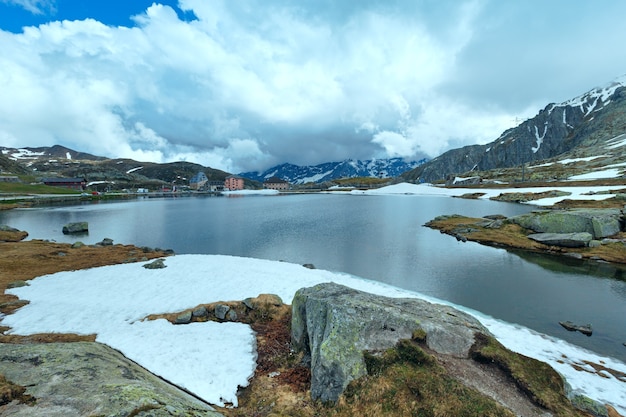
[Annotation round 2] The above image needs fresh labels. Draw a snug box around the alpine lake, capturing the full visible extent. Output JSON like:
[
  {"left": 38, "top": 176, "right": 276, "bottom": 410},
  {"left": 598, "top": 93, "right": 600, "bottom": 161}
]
[{"left": 2, "top": 192, "right": 625, "bottom": 362}]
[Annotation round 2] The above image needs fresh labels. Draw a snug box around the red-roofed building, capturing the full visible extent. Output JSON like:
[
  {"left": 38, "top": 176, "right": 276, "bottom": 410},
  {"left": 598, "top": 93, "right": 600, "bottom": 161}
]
[{"left": 42, "top": 177, "right": 87, "bottom": 190}]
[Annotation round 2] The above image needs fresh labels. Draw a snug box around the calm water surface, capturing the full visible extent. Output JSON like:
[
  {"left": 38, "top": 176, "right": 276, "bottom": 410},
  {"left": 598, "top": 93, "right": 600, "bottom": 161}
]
[{"left": 2, "top": 193, "right": 626, "bottom": 361}]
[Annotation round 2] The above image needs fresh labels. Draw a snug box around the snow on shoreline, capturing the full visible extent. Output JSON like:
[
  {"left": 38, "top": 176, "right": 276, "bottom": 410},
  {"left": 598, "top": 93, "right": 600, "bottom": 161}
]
[
  {"left": 352, "top": 182, "right": 623, "bottom": 206},
  {"left": 3, "top": 254, "right": 626, "bottom": 412},
  {"left": 3, "top": 182, "right": 626, "bottom": 411}
]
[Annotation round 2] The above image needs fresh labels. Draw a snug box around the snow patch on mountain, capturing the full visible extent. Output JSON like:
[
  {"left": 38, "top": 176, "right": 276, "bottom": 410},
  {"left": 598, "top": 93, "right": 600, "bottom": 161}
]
[
  {"left": 531, "top": 123, "right": 548, "bottom": 153},
  {"left": 605, "top": 133, "right": 626, "bottom": 149},
  {"left": 568, "top": 168, "right": 623, "bottom": 181},
  {"left": 126, "top": 166, "right": 144, "bottom": 174},
  {"left": 2, "top": 148, "right": 46, "bottom": 160},
  {"left": 560, "top": 74, "right": 626, "bottom": 116},
  {"left": 240, "top": 158, "right": 426, "bottom": 184}
]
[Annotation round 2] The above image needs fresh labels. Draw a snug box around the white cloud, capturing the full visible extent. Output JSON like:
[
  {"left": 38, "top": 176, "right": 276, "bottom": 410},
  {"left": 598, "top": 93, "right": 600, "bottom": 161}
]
[
  {"left": 372, "top": 131, "right": 416, "bottom": 157},
  {"left": 1, "top": 0, "right": 55, "bottom": 15},
  {"left": 1, "top": 0, "right": 626, "bottom": 172}
]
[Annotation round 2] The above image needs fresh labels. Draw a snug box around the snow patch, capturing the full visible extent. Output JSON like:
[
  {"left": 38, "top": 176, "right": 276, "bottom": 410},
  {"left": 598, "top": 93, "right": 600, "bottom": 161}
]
[
  {"left": 568, "top": 168, "right": 622, "bottom": 181},
  {"left": 354, "top": 182, "right": 622, "bottom": 206},
  {"left": 561, "top": 76, "right": 626, "bottom": 116},
  {"left": 6, "top": 148, "right": 46, "bottom": 160},
  {"left": 300, "top": 170, "right": 333, "bottom": 184},
  {"left": 528, "top": 162, "right": 554, "bottom": 168},
  {"left": 86, "top": 181, "right": 108, "bottom": 187},
  {"left": 558, "top": 155, "right": 608, "bottom": 164},
  {"left": 126, "top": 166, "right": 144, "bottom": 174},
  {"left": 605, "top": 133, "right": 626, "bottom": 150},
  {"left": 531, "top": 123, "right": 548, "bottom": 153},
  {"left": 3, "top": 253, "right": 625, "bottom": 413}
]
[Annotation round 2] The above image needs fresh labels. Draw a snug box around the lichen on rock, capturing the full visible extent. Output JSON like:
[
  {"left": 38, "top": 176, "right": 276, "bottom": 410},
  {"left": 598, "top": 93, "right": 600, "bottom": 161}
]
[{"left": 291, "top": 282, "right": 489, "bottom": 402}]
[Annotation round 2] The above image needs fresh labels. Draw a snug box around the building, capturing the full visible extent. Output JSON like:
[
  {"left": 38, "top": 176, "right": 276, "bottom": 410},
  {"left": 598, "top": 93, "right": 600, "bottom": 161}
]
[
  {"left": 42, "top": 177, "right": 87, "bottom": 190},
  {"left": 207, "top": 181, "right": 225, "bottom": 192},
  {"left": 0, "top": 176, "right": 19, "bottom": 183},
  {"left": 264, "top": 176, "right": 289, "bottom": 190},
  {"left": 224, "top": 175, "right": 245, "bottom": 191},
  {"left": 189, "top": 172, "right": 208, "bottom": 190}
]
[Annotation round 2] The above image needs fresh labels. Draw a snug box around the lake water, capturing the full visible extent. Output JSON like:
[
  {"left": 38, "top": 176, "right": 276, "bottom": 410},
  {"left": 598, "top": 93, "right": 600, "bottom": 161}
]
[{"left": 2, "top": 193, "right": 626, "bottom": 362}]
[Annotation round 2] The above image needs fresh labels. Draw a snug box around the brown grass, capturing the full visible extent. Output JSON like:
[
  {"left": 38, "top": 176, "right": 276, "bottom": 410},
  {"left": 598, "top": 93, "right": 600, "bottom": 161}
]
[
  {"left": 470, "top": 334, "right": 588, "bottom": 417},
  {"left": 0, "top": 374, "right": 34, "bottom": 406}
]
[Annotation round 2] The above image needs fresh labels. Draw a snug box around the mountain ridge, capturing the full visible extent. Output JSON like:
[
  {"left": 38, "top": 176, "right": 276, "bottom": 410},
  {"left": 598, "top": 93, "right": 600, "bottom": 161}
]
[
  {"left": 240, "top": 158, "right": 427, "bottom": 184},
  {"left": 402, "top": 75, "right": 626, "bottom": 183},
  {"left": 1, "top": 145, "right": 424, "bottom": 189}
]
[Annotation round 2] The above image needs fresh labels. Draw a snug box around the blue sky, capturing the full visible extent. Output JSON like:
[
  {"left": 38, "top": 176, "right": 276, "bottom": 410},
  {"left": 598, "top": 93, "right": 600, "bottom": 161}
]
[
  {"left": 1, "top": 0, "right": 626, "bottom": 173},
  {"left": 0, "top": 1, "right": 193, "bottom": 31}
]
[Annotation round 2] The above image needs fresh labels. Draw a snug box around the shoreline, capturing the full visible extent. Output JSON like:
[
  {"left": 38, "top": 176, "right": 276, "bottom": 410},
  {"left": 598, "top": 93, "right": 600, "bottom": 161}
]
[
  {"left": 1, "top": 233, "right": 625, "bottom": 415},
  {"left": 1, "top": 188, "right": 626, "bottom": 415}
]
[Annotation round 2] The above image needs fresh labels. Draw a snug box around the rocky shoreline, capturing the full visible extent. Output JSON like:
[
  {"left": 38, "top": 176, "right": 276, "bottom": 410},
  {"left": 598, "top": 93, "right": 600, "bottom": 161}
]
[
  {"left": 0, "top": 225, "right": 624, "bottom": 416},
  {"left": 425, "top": 206, "right": 626, "bottom": 266}
]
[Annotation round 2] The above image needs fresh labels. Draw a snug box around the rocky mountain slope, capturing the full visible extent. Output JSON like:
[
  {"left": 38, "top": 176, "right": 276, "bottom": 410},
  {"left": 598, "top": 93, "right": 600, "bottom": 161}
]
[
  {"left": 0, "top": 145, "right": 232, "bottom": 190},
  {"left": 240, "top": 158, "right": 426, "bottom": 184},
  {"left": 0, "top": 153, "right": 29, "bottom": 176},
  {"left": 402, "top": 76, "right": 626, "bottom": 183}
]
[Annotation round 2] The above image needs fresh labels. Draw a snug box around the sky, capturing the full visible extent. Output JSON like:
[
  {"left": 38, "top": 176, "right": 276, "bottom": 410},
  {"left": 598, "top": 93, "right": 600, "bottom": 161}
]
[
  {"left": 4, "top": 227, "right": 626, "bottom": 411},
  {"left": 1, "top": 1, "right": 626, "bottom": 174}
]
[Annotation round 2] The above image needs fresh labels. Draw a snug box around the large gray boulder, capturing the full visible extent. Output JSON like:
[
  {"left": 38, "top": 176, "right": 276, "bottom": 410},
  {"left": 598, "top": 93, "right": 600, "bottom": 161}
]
[
  {"left": 527, "top": 232, "right": 593, "bottom": 247},
  {"left": 291, "top": 282, "right": 489, "bottom": 402},
  {"left": 0, "top": 342, "right": 221, "bottom": 417},
  {"left": 510, "top": 209, "right": 622, "bottom": 239}
]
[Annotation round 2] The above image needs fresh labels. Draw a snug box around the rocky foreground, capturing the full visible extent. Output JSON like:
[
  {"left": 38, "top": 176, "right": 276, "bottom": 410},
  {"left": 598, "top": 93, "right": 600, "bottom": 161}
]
[{"left": 0, "top": 227, "right": 623, "bottom": 416}]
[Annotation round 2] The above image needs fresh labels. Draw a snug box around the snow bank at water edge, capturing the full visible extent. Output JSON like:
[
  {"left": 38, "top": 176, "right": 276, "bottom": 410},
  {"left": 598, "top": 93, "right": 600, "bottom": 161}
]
[
  {"left": 3, "top": 255, "right": 625, "bottom": 412},
  {"left": 353, "top": 182, "right": 622, "bottom": 206}
]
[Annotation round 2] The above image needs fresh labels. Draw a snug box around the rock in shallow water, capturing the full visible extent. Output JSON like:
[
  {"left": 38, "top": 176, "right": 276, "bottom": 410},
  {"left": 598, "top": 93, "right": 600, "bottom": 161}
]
[
  {"left": 62, "top": 222, "right": 88, "bottom": 234},
  {"left": 559, "top": 321, "right": 593, "bottom": 336}
]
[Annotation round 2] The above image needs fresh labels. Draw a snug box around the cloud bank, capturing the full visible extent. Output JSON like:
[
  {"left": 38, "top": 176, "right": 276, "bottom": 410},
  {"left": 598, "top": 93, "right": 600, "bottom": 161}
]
[{"left": 1, "top": 0, "right": 626, "bottom": 173}]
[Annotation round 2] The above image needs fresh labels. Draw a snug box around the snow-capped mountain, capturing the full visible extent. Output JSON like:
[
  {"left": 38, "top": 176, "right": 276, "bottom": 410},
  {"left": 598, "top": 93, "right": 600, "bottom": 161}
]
[
  {"left": 1, "top": 144, "right": 106, "bottom": 165},
  {"left": 240, "top": 158, "right": 427, "bottom": 184},
  {"left": 402, "top": 75, "right": 626, "bottom": 183}
]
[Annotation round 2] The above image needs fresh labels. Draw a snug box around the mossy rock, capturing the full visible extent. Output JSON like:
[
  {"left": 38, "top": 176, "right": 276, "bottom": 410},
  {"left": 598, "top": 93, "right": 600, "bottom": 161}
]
[{"left": 0, "top": 342, "right": 221, "bottom": 416}]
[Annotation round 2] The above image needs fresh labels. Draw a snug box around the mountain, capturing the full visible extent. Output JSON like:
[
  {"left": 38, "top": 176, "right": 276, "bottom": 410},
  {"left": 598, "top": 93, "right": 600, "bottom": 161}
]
[
  {"left": 0, "top": 145, "right": 232, "bottom": 189},
  {"left": 2, "top": 145, "right": 105, "bottom": 165},
  {"left": 3, "top": 144, "right": 426, "bottom": 190},
  {"left": 402, "top": 76, "right": 626, "bottom": 183},
  {"left": 240, "top": 158, "right": 427, "bottom": 184},
  {"left": 0, "top": 152, "right": 29, "bottom": 176}
]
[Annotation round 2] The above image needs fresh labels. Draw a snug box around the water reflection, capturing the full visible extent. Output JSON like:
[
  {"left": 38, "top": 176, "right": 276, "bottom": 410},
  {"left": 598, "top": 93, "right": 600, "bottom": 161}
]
[{"left": 512, "top": 250, "right": 626, "bottom": 282}]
